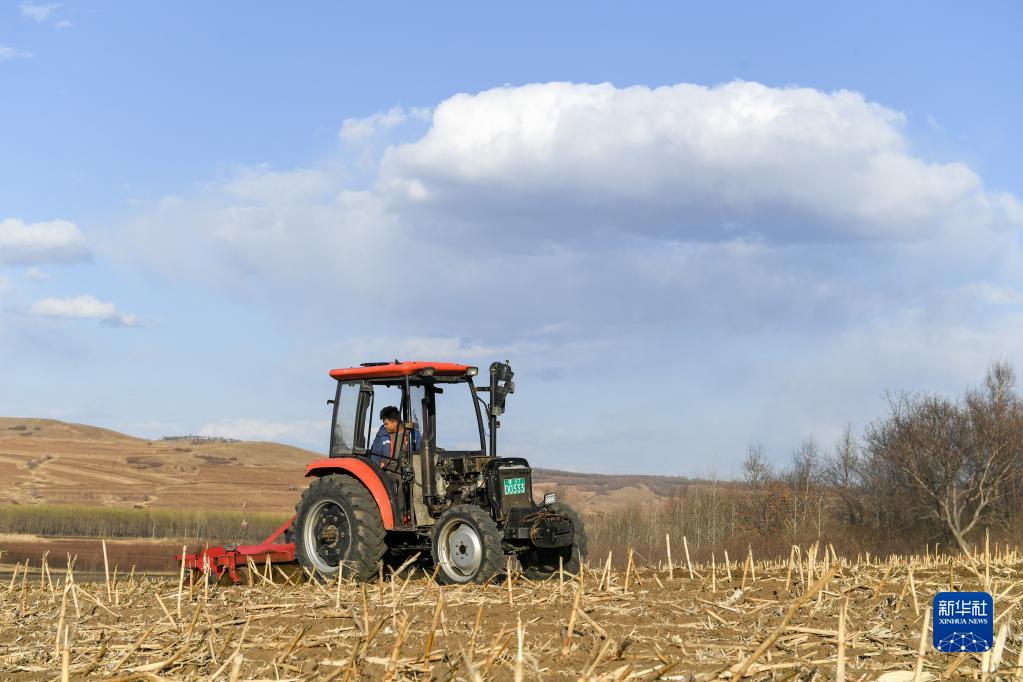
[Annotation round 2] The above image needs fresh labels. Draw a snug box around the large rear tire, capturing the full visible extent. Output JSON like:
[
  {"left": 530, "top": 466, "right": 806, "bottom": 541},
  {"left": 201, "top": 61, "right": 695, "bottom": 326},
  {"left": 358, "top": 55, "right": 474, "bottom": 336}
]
[
  {"left": 518, "top": 502, "right": 587, "bottom": 580},
  {"left": 294, "top": 474, "right": 386, "bottom": 582},
  {"left": 432, "top": 505, "right": 506, "bottom": 585}
]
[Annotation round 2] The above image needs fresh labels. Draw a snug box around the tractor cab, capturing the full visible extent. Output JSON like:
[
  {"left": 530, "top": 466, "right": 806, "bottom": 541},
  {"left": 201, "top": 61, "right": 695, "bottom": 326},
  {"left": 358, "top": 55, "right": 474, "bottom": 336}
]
[{"left": 327, "top": 361, "right": 487, "bottom": 467}]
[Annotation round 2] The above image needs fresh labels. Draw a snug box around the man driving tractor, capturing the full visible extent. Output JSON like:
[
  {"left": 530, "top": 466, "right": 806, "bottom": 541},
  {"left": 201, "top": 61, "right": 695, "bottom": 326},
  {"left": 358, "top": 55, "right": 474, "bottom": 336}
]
[{"left": 369, "top": 405, "right": 419, "bottom": 467}]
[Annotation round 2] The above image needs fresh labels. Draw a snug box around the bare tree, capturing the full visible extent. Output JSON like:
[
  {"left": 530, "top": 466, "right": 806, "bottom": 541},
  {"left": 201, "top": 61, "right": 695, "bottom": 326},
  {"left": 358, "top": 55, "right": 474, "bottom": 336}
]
[
  {"left": 823, "top": 424, "right": 864, "bottom": 526},
  {"left": 741, "top": 444, "right": 772, "bottom": 489},
  {"left": 786, "top": 438, "right": 822, "bottom": 538},
  {"left": 741, "top": 444, "right": 780, "bottom": 536},
  {"left": 865, "top": 362, "right": 1022, "bottom": 552}
]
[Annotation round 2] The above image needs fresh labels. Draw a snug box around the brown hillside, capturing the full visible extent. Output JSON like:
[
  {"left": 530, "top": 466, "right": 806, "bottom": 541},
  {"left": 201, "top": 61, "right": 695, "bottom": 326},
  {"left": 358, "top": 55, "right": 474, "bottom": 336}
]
[
  {"left": 0, "top": 417, "right": 313, "bottom": 512},
  {"left": 0, "top": 418, "right": 683, "bottom": 514}
]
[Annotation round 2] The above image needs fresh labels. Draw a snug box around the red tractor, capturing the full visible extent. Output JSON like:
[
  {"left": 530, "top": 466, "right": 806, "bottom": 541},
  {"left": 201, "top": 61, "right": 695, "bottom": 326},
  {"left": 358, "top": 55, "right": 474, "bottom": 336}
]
[{"left": 182, "top": 360, "right": 587, "bottom": 584}]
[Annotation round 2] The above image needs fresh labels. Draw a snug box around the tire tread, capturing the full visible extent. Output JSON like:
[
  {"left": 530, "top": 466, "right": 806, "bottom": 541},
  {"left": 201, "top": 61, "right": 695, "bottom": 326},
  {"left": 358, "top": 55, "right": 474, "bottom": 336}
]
[{"left": 294, "top": 474, "right": 387, "bottom": 582}]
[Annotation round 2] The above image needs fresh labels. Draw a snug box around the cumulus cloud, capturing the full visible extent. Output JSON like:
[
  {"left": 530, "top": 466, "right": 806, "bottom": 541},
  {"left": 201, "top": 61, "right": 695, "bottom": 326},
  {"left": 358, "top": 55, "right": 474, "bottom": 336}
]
[
  {"left": 0, "top": 218, "right": 90, "bottom": 265},
  {"left": 198, "top": 418, "right": 322, "bottom": 446},
  {"left": 27, "top": 294, "right": 140, "bottom": 327},
  {"left": 121, "top": 81, "right": 1023, "bottom": 338},
  {"left": 0, "top": 44, "right": 32, "bottom": 60},
  {"left": 380, "top": 81, "right": 1020, "bottom": 243}
]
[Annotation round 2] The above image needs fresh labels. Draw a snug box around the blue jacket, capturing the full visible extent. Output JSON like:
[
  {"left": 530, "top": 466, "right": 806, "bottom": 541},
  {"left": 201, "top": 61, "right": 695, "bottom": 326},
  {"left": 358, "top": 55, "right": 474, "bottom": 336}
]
[{"left": 369, "top": 424, "right": 420, "bottom": 466}]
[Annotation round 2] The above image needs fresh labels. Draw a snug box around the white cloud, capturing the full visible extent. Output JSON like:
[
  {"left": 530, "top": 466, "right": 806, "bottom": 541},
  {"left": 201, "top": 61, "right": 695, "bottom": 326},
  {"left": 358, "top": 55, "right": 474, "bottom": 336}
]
[
  {"left": 121, "top": 81, "right": 1023, "bottom": 340},
  {"left": 19, "top": 2, "right": 60, "bottom": 22},
  {"left": 339, "top": 106, "right": 431, "bottom": 143},
  {"left": 198, "top": 418, "right": 322, "bottom": 446},
  {"left": 379, "top": 81, "right": 1020, "bottom": 243},
  {"left": 0, "top": 44, "right": 32, "bottom": 60},
  {"left": 0, "top": 218, "right": 90, "bottom": 265},
  {"left": 24, "top": 267, "right": 50, "bottom": 282},
  {"left": 27, "top": 294, "right": 140, "bottom": 327}
]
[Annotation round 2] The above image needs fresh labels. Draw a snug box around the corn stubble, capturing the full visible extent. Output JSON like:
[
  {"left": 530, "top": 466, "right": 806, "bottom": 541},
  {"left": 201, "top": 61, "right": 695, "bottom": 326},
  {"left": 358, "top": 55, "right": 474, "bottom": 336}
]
[{"left": 0, "top": 540, "right": 1021, "bottom": 680}]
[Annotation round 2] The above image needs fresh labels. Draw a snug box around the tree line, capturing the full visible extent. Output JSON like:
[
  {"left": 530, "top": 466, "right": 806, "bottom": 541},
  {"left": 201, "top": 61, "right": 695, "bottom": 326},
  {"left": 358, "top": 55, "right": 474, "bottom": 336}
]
[{"left": 741, "top": 361, "right": 1023, "bottom": 553}]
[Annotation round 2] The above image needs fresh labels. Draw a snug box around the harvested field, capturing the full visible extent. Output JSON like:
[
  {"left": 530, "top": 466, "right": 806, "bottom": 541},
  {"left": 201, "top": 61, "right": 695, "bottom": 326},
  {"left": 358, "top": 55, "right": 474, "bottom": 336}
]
[{"left": 1, "top": 542, "right": 1021, "bottom": 679}]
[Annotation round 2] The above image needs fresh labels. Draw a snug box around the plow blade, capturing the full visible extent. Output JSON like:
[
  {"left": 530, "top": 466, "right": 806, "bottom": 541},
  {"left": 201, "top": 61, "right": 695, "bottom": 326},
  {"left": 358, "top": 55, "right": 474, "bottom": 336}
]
[{"left": 177, "top": 516, "right": 297, "bottom": 585}]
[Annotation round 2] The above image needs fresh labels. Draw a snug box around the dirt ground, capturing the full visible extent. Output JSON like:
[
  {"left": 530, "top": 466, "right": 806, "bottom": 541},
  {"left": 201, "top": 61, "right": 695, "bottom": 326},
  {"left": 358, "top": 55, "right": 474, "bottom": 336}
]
[
  {"left": 1, "top": 545, "right": 1019, "bottom": 680},
  {"left": 0, "top": 535, "right": 181, "bottom": 576}
]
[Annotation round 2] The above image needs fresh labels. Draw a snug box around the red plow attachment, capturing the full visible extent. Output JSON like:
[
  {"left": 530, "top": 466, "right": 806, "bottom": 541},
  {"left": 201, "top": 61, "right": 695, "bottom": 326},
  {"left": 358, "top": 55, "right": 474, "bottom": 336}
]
[{"left": 177, "top": 516, "right": 297, "bottom": 585}]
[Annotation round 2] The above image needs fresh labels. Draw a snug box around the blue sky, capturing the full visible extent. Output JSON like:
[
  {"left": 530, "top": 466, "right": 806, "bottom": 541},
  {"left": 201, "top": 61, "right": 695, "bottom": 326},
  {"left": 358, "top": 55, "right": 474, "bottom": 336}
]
[{"left": 1, "top": 2, "right": 1021, "bottom": 475}]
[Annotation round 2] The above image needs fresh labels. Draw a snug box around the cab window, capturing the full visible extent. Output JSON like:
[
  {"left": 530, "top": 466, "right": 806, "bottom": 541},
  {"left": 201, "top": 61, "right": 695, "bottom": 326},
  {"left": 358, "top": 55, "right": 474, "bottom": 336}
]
[{"left": 330, "top": 382, "right": 361, "bottom": 456}]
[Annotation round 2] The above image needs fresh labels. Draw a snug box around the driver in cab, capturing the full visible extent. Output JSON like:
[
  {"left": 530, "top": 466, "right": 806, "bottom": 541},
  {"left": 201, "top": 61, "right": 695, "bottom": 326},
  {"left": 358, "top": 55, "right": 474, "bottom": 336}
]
[{"left": 369, "top": 406, "right": 420, "bottom": 468}]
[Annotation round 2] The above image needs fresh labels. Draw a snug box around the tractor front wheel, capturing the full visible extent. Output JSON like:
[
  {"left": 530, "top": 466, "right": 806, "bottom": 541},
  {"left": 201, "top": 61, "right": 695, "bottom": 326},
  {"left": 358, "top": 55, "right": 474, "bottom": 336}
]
[
  {"left": 518, "top": 502, "right": 587, "bottom": 580},
  {"left": 432, "top": 505, "right": 506, "bottom": 585},
  {"left": 293, "top": 474, "right": 386, "bottom": 582}
]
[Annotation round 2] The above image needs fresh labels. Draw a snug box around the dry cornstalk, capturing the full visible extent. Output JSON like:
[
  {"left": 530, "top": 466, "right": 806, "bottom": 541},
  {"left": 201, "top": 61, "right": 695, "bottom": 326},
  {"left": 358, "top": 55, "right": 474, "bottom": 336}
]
[
  {"left": 177, "top": 544, "right": 185, "bottom": 618},
  {"left": 666, "top": 534, "right": 674, "bottom": 580},
  {"left": 732, "top": 563, "right": 839, "bottom": 677},
  {"left": 469, "top": 602, "right": 484, "bottom": 652},
  {"left": 507, "top": 556, "right": 514, "bottom": 605},
  {"left": 53, "top": 580, "right": 68, "bottom": 658},
  {"left": 600, "top": 551, "right": 613, "bottom": 591},
  {"left": 836, "top": 596, "right": 847, "bottom": 682},
  {"left": 515, "top": 615, "right": 524, "bottom": 682},
  {"left": 386, "top": 617, "right": 411, "bottom": 678},
  {"left": 912, "top": 607, "right": 930, "bottom": 682},
  {"left": 683, "top": 536, "right": 694, "bottom": 580},
  {"left": 562, "top": 584, "right": 583, "bottom": 654},
  {"left": 625, "top": 548, "right": 634, "bottom": 593},
  {"left": 422, "top": 588, "right": 444, "bottom": 661},
  {"left": 102, "top": 539, "right": 111, "bottom": 602},
  {"left": 908, "top": 564, "right": 920, "bottom": 615},
  {"left": 989, "top": 621, "right": 1009, "bottom": 674},
  {"left": 60, "top": 624, "right": 69, "bottom": 682}
]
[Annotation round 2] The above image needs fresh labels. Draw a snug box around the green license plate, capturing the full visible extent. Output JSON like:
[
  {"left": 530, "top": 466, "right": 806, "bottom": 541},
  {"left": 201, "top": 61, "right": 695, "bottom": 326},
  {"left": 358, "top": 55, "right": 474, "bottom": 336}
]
[{"left": 503, "top": 477, "right": 526, "bottom": 495}]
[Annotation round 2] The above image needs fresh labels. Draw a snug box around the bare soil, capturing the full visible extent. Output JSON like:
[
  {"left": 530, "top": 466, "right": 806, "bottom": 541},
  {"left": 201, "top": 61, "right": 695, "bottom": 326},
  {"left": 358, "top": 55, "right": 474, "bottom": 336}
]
[{"left": 0, "top": 536, "right": 181, "bottom": 576}]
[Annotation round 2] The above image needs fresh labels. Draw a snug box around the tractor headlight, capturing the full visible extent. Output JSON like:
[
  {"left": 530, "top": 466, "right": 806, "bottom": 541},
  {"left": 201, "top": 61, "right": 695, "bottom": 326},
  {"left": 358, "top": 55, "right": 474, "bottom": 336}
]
[
  {"left": 543, "top": 492, "right": 557, "bottom": 506},
  {"left": 420, "top": 367, "right": 435, "bottom": 377},
  {"left": 465, "top": 366, "right": 478, "bottom": 376}
]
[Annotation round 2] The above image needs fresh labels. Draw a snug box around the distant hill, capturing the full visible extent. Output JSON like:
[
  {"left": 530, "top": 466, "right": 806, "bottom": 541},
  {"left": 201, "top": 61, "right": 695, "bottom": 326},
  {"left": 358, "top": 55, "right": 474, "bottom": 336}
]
[
  {"left": 0, "top": 418, "right": 688, "bottom": 514},
  {"left": 0, "top": 417, "right": 313, "bottom": 512}
]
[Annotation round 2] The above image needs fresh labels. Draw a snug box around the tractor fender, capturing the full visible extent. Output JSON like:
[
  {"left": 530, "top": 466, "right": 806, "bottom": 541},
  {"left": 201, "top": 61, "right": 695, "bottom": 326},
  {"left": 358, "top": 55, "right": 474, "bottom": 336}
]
[{"left": 304, "top": 458, "right": 396, "bottom": 530}]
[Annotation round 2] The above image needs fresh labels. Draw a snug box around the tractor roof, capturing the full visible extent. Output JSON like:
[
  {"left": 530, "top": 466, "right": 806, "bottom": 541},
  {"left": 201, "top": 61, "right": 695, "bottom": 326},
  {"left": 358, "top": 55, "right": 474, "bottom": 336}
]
[{"left": 328, "top": 361, "right": 476, "bottom": 382}]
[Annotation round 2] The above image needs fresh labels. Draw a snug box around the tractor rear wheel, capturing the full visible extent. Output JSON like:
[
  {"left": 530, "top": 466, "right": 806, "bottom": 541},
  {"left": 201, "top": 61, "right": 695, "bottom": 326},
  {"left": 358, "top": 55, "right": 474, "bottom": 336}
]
[
  {"left": 293, "top": 474, "right": 386, "bottom": 582},
  {"left": 432, "top": 505, "right": 506, "bottom": 585},
  {"left": 518, "top": 502, "right": 587, "bottom": 580}
]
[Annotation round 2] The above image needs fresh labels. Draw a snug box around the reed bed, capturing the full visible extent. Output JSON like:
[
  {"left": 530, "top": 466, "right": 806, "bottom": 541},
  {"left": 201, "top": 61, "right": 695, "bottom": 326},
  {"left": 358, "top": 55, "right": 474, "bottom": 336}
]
[{"left": 2, "top": 537, "right": 1023, "bottom": 680}]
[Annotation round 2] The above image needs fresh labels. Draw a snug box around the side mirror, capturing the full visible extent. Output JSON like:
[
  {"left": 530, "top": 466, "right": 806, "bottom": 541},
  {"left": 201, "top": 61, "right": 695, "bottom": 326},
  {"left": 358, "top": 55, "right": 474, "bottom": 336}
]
[{"left": 489, "top": 362, "right": 514, "bottom": 416}]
